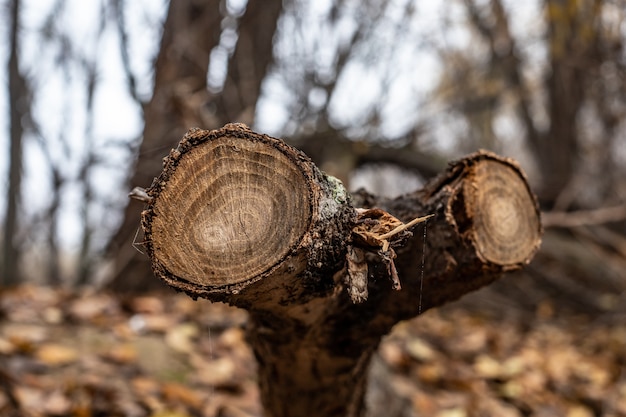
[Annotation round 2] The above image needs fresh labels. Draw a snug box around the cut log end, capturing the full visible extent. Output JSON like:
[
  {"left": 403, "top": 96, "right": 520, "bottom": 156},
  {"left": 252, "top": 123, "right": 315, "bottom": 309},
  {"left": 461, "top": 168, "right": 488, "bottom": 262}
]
[
  {"left": 144, "top": 126, "right": 315, "bottom": 289},
  {"left": 460, "top": 155, "right": 541, "bottom": 267}
]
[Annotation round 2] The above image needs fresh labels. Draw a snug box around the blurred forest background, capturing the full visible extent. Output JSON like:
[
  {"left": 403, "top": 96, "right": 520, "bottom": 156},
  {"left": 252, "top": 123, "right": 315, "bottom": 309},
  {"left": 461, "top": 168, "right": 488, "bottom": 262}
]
[
  {"left": 2, "top": 0, "right": 626, "bottom": 415},
  {"left": 2, "top": 0, "right": 626, "bottom": 300}
]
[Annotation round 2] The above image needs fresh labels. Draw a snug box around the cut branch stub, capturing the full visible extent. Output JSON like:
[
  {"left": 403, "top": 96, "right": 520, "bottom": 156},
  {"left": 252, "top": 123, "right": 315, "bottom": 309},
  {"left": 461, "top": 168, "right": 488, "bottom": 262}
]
[
  {"left": 142, "top": 124, "right": 354, "bottom": 302},
  {"left": 445, "top": 152, "right": 542, "bottom": 269},
  {"left": 465, "top": 158, "right": 540, "bottom": 266},
  {"left": 150, "top": 129, "right": 309, "bottom": 286}
]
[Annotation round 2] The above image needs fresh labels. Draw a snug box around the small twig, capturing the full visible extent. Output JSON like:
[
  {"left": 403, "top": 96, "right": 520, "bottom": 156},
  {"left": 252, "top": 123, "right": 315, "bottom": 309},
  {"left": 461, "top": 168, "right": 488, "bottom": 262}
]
[
  {"left": 378, "top": 214, "right": 435, "bottom": 240},
  {"left": 542, "top": 205, "right": 626, "bottom": 228},
  {"left": 132, "top": 226, "right": 146, "bottom": 255}
]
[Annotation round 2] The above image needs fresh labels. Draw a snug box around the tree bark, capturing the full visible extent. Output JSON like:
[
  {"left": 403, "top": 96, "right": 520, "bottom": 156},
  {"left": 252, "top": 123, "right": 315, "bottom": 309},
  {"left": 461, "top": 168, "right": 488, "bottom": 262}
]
[
  {"left": 3, "top": 0, "right": 27, "bottom": 286},
  {"left": 138, "top": 124, "right": 542, "bottom": 416}
]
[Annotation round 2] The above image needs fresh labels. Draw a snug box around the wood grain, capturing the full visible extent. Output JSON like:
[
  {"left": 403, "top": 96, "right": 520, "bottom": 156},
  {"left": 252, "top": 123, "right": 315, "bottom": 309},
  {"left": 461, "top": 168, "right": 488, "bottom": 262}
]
[{"left": 150, "top": 136, "right": 310, "bottom": 286}]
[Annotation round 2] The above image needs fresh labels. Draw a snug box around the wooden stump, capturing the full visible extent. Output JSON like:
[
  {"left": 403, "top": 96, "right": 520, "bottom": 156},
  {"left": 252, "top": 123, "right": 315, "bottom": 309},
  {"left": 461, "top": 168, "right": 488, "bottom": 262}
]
[{"left": 137, "top": 124, "right": 542, "bottom": 417}]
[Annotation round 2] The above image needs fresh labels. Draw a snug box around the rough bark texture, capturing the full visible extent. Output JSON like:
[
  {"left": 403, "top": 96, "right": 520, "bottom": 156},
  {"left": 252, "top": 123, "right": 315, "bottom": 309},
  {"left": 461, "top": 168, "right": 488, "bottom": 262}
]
[{"left": 138, "top": 124, "right": 542, "bottom": 417}]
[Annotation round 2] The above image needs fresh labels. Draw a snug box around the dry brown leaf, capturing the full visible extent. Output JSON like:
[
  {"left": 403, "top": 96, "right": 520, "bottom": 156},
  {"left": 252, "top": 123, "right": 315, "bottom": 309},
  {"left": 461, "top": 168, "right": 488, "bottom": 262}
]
[
  {"left": 13, "top": 386, "right": 45, "bottom": 413},
  {"left": 68, "top": 294, "right": 118, "bottom": 322},
  {"left": 415, "top": 362, "right": 446, "bottom": 383},
  {"left": 193, "top": 357, "right": 237, "bottom": 387},
  {"left": 165, "top": 323, "right": 199, "bottom": 353},
  {"left": 173, "top": 295, "right": 199, "bottom": 316},
  {"left": 379, "top": 342, "right": 410, "bottom": 369},
  {"left": 150, "top": 411, "right": 192, "bottom": 417},
  {"left": 567, "top": 405, "right": 594, "bottom": 417},
  {"left": 42, "top": 307, "right": 63, "bottom": 324},
  {"left": 217, "top": 327, "right": 246, "bottom": 349},
  {"left": 132, "top": 377, "right": 160, "bottom": 396},
  {"left": 43, "top": 390, "right": 72, "bottom": 415},
  {"left": 35, "top": 343, "right": 79, "bottom": 366},
  {"left": 411, "top": 390, "right": 438, "bottom": 415},
  {"left": 452, "top": 327, "right": 488, "bottom": 356},
  {"left": 161, "top": 382, "right": 204, "bottom": 409},
  {"left": 473, "top": 354, "right": 502, "bottom": 379},
  {"left": 500, "top": 356, "right": 525, "bottom": 378},
  {"left": 131, "top": 296, "right": 165, "bottom": 314},
  {"left": 499, "top": 380, "right": 524, "bottom": 399},
  {"left": 435, "top": 407, "right": 467, "bottom": 417},
  {"left": 0, "top": 337, "right": 17, "bottom": 355},
  {"left": 144, "top": 314, "right": 178, "bottom": 333},
  {"left": 132, "top": 377, "right": 166, "bottom": 415},
  {"left": 104, "top": 343, "right": 138, "bottom": 364},
  {"left": 405, "top": 337, "right": 437, "bottom": 362},
  {"left": 4, "top": 324, "right": 48, "bottom": 349}
]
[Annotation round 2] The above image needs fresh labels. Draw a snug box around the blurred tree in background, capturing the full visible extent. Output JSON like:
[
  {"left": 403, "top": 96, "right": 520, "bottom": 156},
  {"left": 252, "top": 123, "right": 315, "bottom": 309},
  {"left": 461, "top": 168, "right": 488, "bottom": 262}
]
[
  {"left": 3, "top": 0, "right": 27, "bottom": 286},
  {"left": 1, "top": 0, "right": 625, "bottom": 308}
]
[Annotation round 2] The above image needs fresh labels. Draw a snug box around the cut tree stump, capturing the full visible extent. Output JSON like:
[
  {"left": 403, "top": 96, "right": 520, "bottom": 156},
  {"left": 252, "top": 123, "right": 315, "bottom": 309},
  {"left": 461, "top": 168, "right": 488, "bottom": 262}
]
[{"left": 136, "top": 123, "right": 542, "bottom": 417}]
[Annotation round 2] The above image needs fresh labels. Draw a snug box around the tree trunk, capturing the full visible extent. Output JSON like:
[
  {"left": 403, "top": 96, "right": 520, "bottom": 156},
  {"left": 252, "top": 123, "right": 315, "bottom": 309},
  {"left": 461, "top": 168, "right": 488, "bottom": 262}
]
[
  {"left": 536, "top": 0, "right": 599, "bottom": 203},
  {"left": 107, "top": 0, "right": 283, "bottom": 291},
  {"left": 137, "top": 124, "right": 542, "bottom": 416},
  {"left": 3, "top": 0, "right": 27, "bottom": 286}
]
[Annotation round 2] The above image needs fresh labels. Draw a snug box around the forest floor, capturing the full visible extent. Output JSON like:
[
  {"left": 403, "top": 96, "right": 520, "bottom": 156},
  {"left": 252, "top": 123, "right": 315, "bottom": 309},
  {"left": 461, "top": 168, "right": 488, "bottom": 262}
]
[{"left": 0, "top": 283, "right": 624, "bottom": 417}]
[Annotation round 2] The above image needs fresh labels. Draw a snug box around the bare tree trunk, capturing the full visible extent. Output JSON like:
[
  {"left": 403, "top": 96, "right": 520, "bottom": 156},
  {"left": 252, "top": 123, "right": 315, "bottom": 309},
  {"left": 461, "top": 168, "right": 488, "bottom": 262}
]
[
  {"left": 209, "top": 0, "right": 283, "bottom": 124},
  {"left": 536, "top": 0, "right": 600, "bottom": 203},
  {"left": 138, "top": 124, "right": 542, "bottom": 416},
  {"left": 46, "top": 169, "right": 62, "bottom": 286},
  {"left": 2, "top": 0, "right": 27, "bottom": 286},
  {"left": 107, "top": 0, "right": 283, "bottom": 292},
  {"left": 76, "top": 63, "right": 98, "bottom": 286}
]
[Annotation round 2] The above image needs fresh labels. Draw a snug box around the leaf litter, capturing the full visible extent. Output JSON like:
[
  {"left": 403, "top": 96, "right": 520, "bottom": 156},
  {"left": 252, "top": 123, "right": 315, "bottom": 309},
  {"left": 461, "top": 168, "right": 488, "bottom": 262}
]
[{"left": 0, "top": 284, "right": 624, "bottom": 417}]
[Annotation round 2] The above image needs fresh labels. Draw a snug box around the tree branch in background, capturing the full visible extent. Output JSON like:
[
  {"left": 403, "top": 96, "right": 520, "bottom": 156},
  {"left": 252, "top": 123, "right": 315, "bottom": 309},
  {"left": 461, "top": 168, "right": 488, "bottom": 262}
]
[
  {"left": 462, "top": 0, "right": 540, "bottom": 153},
  {"left": 111, "top": 0, "right": 143, "bottom": 107},
  {"left": 292, "top": 129, "right": 445, "bottom": 184},
  {"left": 210, "top": 0, "right": 283, "bottom": 125},
  {"left": 542, "top": 205, "right": 626, "bottom": 228}
]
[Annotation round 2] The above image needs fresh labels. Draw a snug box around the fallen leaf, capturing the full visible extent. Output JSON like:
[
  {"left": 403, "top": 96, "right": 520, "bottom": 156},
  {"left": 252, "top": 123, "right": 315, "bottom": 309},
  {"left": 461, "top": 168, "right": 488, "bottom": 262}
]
[
  {"left": 5, "top": 324, "right": 48, "bottom": 345},
  {"left": 104, "top": 343, "right": 138, "bottom": 364},
  {"left": 150, "top": 410, "right": 192, "bottom": 417},
  {"left": 161, "top": 382, "right": 204, "bottom": 409},
  {"left": 13, "top": 386, "right": 45, "bottom": 413},
  {"left": 43, "top": 307, "right": 63, "bottom": 324},
  {"left": 474, "top": 354, "right": 502, "bottom": 379},
  {"left": 68, "top": 294, "right": 118, "bottom": 322},
  {"left": 193, "top": 357, "right": 237, "bottom": 387},
  {"left": 165, "top": 323, "right": 199, "bottom": 354},
  {"left": 35, "top": 343, "right": 79, "bottom": 366},
  {"left": 0, "top": 337, "right": 16, "bottom": 354},
  {"left": 43, "top": 390, "right": 72, "bottom": 415},
  {"left": 567, "top": 405, "right": 594, "bottom": 417},
  {"left": 217, "top": 328, "right": 246, "bottom": 350},
  {"left": 379, "top": 342, "right": 410, "bottom": 369},
  {"left": 415, "top": 362, "right": 446, "bottom": 383},
  {"left": 405, "top": 337, "right": 436, "bottom": 362},
  {"left": 435, "top": 407, "right": 467, "bottom": 417},
  {"left": 144, "top": 314, "right": 178, "bottom": 333},
  {"left": 131, "top": 296, "right": 165, "bottom": 314},
  {"left": 132, "top": 377, "right": 160, "bottom": 396}
]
